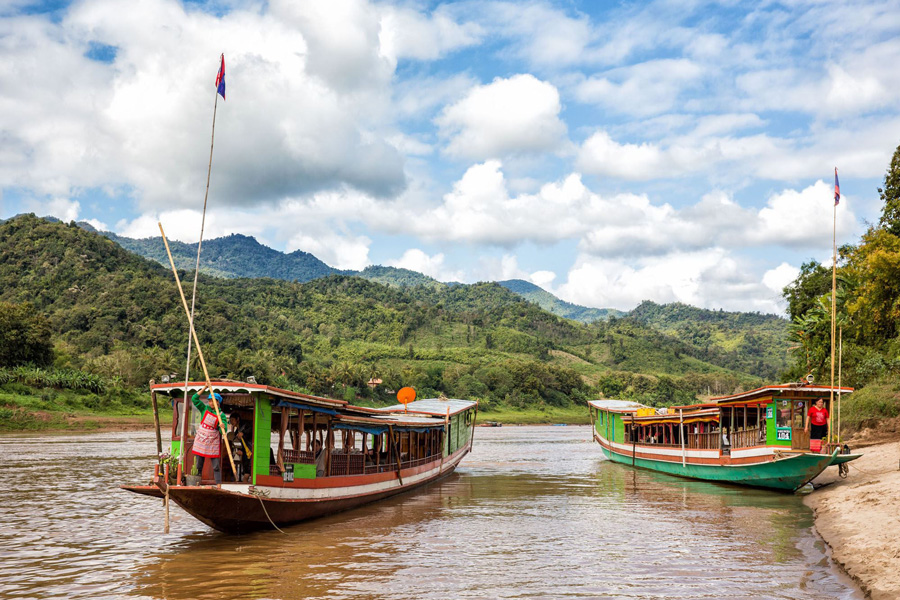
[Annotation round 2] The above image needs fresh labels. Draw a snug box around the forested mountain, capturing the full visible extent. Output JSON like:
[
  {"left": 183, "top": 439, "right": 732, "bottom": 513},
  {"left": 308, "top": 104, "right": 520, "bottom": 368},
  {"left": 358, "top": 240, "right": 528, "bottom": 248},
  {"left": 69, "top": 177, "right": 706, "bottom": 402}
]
[
  {"left": 105, "top": 231, "right": 339, "bottom": 282},
  {"left": 89, "top": 226, "right": 620, "bottom": 321},
  {"left": 0, "top": 214, "right": 776, "bottom": 408},
  {"left": 628, "top": 300, "right": 790, "bottom": 379},
  {"left": 497, "top": 279, "right": 622, "bottom": 323}
]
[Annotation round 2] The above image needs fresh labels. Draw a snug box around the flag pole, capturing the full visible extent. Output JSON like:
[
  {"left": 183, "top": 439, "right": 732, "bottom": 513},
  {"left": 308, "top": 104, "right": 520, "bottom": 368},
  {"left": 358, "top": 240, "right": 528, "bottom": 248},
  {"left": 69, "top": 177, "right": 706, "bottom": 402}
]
[
  {"left": 178, "top": 54, "right": 225, "bottom": 475},
  {"left": 829, "top": 168, "right": 838, "bottom": 445}
]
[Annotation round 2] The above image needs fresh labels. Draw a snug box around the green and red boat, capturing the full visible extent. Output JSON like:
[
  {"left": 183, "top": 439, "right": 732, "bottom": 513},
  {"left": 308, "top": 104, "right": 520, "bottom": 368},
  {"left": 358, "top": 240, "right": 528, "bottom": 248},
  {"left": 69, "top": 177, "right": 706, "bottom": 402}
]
[
  {"left": 125, "top": 380, "right": 477, "bottom": 532},
  {"left": 588, "top": 383, "right": 860, "bottom": 492}
]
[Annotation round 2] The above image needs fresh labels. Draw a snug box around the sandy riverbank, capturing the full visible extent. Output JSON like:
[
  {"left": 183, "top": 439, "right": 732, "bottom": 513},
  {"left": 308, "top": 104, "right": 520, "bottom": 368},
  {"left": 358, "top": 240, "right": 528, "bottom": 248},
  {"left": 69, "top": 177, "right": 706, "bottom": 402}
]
[{"left": 805, "top": 432, "right": 900, "bottom": 599}]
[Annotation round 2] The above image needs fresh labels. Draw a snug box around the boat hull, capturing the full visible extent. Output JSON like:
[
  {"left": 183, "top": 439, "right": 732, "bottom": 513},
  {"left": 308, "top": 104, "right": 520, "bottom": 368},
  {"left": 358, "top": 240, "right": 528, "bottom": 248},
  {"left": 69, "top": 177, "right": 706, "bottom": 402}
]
[
  {"left": 159, "top": 446, "right": 470, "bottom": 533},
  {"left": 829, "top": 452, "right": 862, "bottom": 466},
  {"left": 596, "top": 435, "right": 836, "bottom": 492}
]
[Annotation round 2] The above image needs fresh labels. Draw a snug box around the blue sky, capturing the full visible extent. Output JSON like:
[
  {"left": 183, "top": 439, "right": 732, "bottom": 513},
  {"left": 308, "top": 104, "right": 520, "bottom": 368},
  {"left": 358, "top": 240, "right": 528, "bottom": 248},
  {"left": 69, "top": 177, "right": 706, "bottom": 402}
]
[{"left": 2, "top": 0, "right": 899, "bottom": 313}]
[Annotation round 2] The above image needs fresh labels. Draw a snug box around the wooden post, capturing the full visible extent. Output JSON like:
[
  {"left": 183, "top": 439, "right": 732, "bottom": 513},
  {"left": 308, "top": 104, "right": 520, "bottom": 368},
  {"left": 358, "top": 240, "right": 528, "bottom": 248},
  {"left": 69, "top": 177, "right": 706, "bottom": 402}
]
[
  {"left": 388, "top": 425, "right": 403, "bottom": 485},
  {"left": 150, "top": 385, "right": 162, "bottom": 455},
  {"left": 158, "top": 223, "right": 237, "bottom": 478},
  {"left": 631, "top": 414, "right": 636, "bottom": 466},
  {"left": 469, "top": 404, "right": 478, "bottom": 451},
  {"left": 163, "top": 463, "right": 170, "bottom": 534},
  {"left": 680, "top": 409, "right": 686, "bottom": 467}
]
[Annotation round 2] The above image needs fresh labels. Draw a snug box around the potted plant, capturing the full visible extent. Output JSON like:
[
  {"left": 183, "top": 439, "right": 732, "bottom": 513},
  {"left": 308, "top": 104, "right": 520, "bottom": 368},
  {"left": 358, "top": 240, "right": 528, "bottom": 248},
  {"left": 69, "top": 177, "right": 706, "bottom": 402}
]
[{"left": 185, "top": 461, "right": 201, "bottom": 486}]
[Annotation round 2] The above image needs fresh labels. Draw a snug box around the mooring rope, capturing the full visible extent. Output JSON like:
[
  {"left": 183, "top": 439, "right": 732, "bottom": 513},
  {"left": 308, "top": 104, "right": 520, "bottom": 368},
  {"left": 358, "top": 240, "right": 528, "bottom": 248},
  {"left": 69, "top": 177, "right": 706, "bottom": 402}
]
[{"left": 248, "top": 487, "right": 286, "bottom": 534}]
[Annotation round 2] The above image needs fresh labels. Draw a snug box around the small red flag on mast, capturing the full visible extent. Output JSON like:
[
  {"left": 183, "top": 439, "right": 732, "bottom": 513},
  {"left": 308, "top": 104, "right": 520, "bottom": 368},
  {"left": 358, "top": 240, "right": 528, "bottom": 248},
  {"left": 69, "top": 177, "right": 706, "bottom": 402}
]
[{"left": 215, "top": 54, "right": 226, "bottom": 100}]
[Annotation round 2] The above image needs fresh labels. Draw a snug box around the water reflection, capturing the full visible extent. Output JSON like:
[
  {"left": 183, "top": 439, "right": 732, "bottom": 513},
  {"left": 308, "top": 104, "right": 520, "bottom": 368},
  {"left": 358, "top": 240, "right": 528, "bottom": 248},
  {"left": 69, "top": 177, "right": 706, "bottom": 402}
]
[{"left": 0, "top": 427, "right": 860, "bottom": 600}]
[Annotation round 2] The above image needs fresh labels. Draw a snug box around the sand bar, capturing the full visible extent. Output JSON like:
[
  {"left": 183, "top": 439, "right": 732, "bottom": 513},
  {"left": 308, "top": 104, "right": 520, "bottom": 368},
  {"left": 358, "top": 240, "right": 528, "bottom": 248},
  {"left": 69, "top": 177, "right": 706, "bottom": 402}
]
[{"left": 805, "top": 436, "right": 900, "bottom": 600}]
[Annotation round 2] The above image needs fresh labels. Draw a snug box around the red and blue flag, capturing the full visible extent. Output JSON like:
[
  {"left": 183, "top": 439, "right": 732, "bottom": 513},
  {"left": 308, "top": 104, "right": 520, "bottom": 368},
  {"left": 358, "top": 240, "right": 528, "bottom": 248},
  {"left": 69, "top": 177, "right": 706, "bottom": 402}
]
[
  {"left": 834, "top": 167, "right": 840, "bottom": 205},
  {"left": 215, "top": 54, "right": 225, "bottom": 100}
]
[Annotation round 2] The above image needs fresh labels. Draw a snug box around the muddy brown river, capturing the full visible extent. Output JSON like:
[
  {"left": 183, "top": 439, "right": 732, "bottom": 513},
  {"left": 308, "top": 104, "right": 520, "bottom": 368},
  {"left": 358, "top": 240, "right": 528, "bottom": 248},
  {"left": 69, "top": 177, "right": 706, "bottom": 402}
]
[{"left": 0, "top": 426, "right": 861, "bottom": 599}]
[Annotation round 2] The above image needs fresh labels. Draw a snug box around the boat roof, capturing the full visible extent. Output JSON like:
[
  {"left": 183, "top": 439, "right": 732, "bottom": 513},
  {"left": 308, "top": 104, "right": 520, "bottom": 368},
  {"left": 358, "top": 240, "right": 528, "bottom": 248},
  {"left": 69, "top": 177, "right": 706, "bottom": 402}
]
[
  {"left": 373, "top": 398, "right": 477, "bottom": 417},
  {"left": 710, "top": 383, "right": 854, "bottom": 404},
  {"left": 151, "top": 380, "right": 348, "bottom": 408},
  {"left": 149, "top": 381, "right": 475, "bottom": 418},
  {"left": 587, "top": 399, "right": 648, "bottom": 413}
]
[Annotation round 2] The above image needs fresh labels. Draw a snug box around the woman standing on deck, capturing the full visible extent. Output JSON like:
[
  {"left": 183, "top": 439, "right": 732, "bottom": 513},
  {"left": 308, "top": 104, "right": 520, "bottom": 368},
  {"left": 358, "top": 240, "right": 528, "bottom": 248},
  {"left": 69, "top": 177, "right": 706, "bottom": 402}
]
[
  {"left": 192, "top": 392, "right": 225, "bottom": 484},
  {"left": 805, "top": 398, "right": 829, "bottom": 442}
]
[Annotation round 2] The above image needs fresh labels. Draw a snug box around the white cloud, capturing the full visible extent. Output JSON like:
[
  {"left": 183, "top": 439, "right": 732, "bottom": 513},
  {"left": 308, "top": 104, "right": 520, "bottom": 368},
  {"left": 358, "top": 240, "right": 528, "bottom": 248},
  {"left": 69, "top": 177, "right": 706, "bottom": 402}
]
[
  {"left": 387, "top": 248, "right": 465, "bottom": 282},
  {"left": 436, "top": 74, "right": 567, "bottom": 160},
  {"left": 0, "top": 0, "right": 407, "bottom": 214},
  {"left": 762, "top": 263, "right": 801, "bottom": 295},
  {"left": 752, "top": 181, "right": 858, "bottom": 247},
  {"left": 288, "top": 230, "right": 371, "bottom": 271},
  {"left": 575, "top": 59, "right": 704, "bottom": 117},
  {"left": 557, "top": 250, "right": 788, "bottom": 314},
  {"left": 378, "top": 5, "right": 482, "bottom": 63},
  {"left": 530, "top": 270, "right": 556, "bottom": 288}
]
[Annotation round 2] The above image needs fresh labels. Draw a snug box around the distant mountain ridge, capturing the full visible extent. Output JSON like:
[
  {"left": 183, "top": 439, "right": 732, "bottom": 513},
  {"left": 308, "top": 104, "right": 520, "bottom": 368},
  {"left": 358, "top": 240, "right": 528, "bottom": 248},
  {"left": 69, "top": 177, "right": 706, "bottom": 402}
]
[
  {"left": 497, "top": 279, "right": 623, "bottom": 323},
  {"left": 3, "top": 216, "right": 784, "bottom": 333},
  {"left": 88, "top": 224, "right": 623, "bottom": 322}
]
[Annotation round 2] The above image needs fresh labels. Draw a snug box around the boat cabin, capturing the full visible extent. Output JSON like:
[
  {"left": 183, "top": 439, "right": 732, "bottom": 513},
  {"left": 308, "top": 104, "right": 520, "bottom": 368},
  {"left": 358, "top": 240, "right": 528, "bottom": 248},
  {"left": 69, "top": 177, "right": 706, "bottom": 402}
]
[
  {"left": 151, "top": 381, "right": 475, "bottom": 486},
  {"left": 590, "top": 384, "right": 852, "bottom": 456}
]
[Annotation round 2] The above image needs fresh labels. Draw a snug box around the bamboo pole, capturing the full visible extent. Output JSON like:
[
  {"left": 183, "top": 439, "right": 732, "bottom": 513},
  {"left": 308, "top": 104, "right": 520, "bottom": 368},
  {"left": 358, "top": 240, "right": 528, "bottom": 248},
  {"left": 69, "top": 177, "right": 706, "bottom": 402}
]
[
  {"left": 178, "top": 76, "right": 222, "bottom": 475},
  {"left": 830, "top": 198, "right": 837, "bottom": 442},
  {"left": 150, "top": 386, "right": 162, "bottom": 455},
  {"left": 158, "top": 223, "right": 237, "bottom": 478},
  {"left": 838, "top": 327, "right": 842, "bottom": 444},
  {"left": 389, "top": 425, "right": 404, "bottom": 485}
]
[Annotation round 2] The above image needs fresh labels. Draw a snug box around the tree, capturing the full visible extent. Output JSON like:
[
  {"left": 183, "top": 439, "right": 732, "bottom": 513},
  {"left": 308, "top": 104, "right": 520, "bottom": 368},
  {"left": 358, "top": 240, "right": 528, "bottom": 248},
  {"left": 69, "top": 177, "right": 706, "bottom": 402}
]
[
  {"left": 877, "top": 142, "right": 900, "bottom": 236},
  {"left": 0, "top": 302, "right": 54, "bottom": 366}
]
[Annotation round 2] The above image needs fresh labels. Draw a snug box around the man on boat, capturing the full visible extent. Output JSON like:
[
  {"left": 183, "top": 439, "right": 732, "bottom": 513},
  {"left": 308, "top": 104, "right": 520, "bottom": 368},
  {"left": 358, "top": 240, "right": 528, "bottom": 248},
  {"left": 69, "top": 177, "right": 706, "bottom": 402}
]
[{"left": 191, "top": 392, "right": 225, "bottom": 484}]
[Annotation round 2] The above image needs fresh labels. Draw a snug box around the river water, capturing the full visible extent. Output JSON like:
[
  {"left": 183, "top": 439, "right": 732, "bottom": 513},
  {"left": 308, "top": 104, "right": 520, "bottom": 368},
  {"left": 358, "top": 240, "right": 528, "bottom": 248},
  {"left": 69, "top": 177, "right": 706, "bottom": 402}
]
[{"left": 0, "top": 426, "right": 861, "bottom": 600}]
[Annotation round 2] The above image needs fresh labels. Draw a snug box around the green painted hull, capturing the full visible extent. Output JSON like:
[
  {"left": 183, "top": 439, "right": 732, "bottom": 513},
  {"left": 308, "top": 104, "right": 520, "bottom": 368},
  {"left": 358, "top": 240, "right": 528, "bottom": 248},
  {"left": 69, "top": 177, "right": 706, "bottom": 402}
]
[
  {"left": 829, "top": 453, "right": 862, "bottom": 466},
  {"left": 600, "top": 445, "right": 837, "bottom": 492}
]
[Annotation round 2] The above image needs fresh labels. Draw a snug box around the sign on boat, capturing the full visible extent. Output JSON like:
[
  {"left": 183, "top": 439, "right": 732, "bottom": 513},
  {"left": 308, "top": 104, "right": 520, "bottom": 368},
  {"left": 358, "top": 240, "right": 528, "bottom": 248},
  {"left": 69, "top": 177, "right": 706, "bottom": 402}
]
[
  {"left": 588, "top": 383, "right": 861, "bottom": 492},
  {"left": 124, "top": 380, "right": 477, "bottom": 533}
]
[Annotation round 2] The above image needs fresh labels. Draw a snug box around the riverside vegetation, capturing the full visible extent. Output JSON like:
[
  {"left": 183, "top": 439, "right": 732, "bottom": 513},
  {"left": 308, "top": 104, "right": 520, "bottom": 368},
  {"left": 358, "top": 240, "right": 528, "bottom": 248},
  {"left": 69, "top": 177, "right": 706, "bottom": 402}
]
[
  {"left": 1, "top": 143, "right": 899, "bottom": 432},
  {"left": 1, "top": 218, "right": 783, "bottom": 431}
]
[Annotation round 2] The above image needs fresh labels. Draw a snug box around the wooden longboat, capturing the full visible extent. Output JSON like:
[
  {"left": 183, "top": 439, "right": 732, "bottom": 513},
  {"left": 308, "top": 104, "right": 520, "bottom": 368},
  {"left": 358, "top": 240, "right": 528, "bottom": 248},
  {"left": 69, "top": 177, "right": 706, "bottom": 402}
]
[
  {"left": 124, "top": 381, "right": 477, "bottom": 532},
  {"left": 588, "top": 384, "right": 861, "bottom": 492}
]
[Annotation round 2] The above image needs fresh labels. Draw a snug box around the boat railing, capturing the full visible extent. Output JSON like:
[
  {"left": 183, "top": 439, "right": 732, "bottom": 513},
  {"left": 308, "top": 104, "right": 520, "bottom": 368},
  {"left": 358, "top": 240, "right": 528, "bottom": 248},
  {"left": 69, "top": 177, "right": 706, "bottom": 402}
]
[
  {"left": 281, "top": 449, "right": 316, "bottom": 464},
  {"left": 730, "top": 427, "right": 766, "bottom": 449},
  {"left": 684, "top": 432, "right": 720, "bottom": 450}
]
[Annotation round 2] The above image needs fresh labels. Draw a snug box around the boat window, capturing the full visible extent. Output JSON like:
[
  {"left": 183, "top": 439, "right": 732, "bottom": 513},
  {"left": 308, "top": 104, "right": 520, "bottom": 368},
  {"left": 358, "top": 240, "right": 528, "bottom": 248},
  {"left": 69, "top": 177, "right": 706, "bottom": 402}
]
[{"left": 776, "top": 400, "right": 792, "bottom": 429}]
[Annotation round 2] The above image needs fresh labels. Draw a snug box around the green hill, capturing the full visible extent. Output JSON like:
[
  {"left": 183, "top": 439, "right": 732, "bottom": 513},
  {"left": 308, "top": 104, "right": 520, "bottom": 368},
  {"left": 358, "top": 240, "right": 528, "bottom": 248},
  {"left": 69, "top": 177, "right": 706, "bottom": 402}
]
[
  {"left": 104, "top": 231, "right": 339, "bottom": 282},
  {"left": 0, "top": 214, "right": 776, "bottom": 414},
  {"left": 627, "top": 300, "right": 790, "bottom": 380}
]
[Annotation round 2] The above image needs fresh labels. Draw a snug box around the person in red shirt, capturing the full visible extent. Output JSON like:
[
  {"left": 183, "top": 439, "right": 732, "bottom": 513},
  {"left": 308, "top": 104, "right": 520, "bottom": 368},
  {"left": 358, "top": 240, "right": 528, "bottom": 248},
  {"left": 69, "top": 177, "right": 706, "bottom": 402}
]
[{"left": 805, "top": 398, "right": 829, "bottom": 441}]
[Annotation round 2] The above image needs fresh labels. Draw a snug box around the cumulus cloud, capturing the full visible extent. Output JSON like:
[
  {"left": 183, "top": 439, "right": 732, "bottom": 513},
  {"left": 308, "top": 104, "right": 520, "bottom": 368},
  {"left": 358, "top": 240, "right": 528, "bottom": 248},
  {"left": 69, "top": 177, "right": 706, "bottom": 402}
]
[
  {"left": 436, "top": 74, "right": 567, "bottom": 160},
  {"left": 288, "top": 230, "right": 371, "bottom": 271},
  {"left": 557, "top": 250, "right": 789, "bottom": 314},
  {"left": 401, "top": 162, "right": 860, "bottom": 260},
  {"left": 387, "top": 248, "right": 465, "bottom": 282},
  {"left": 379, "top": 5, "right": 482, "bottom": 63},
  {"left": 762, "top": 263, "right": 801, "bottom": 295},
  {"left": 0, "top": 0, "right": 408, "bottom": 214}
]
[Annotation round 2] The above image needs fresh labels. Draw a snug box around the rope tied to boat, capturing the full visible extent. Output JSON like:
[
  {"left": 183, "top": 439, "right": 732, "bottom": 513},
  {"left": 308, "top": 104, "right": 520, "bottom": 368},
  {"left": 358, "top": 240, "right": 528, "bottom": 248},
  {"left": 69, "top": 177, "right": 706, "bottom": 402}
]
[{"left": 248, "top": 486, "right": 285, "bottom": 534}]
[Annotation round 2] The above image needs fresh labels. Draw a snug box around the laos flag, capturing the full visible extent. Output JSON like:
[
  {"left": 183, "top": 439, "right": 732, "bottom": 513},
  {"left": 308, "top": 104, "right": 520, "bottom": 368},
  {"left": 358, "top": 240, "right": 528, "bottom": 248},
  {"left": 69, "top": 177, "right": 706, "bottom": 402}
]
[
  {"left": 834, "top": 167, "right": 840, "bottom": 205},
  {"left": 215, "top": 54, "right": 225, "bottom": 100}
]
